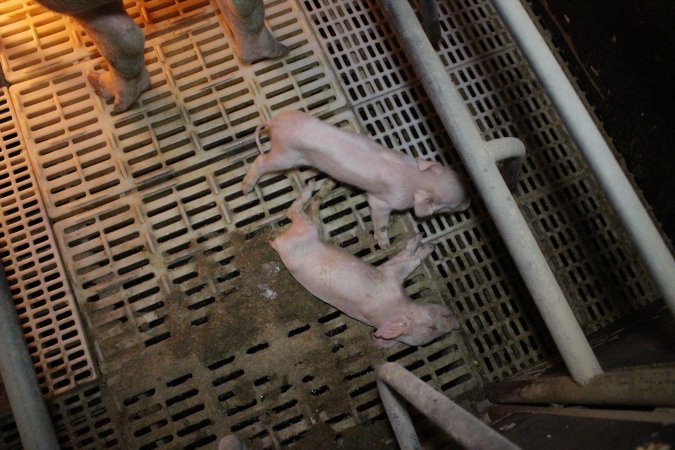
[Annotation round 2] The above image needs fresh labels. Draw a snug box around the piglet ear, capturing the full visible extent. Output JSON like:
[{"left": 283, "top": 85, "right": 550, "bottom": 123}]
[
  {"left": 416, "top": 158, "right": 439, "bottom": 171},
  {"left": 374, "top": 312, "right": 412, "bottom": 340},
  {"left": 413, "top": 189, "right": 433, "bottom": 217}
]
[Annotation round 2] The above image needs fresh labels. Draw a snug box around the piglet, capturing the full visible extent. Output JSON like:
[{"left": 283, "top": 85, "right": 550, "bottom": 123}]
[
  {"left": 242, "top": 110, "right": 470, "bottom": 248},
  {"left": 271, "top": 180, "right": 460, "bottom": 348}
]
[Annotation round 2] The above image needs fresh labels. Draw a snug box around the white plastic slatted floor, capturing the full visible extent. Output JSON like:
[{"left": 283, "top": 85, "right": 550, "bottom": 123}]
[{"left": 0, "top": 0, "right": 660, "bottom": 448}]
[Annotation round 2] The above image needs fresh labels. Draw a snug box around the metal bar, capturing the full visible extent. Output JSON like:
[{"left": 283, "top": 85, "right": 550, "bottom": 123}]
[
  {"left": 492, "top": 0, "right": 675, "bottom": 315},
  {"left": 379, "top": 0, "right": 603, "bottom": 385},
  {"left": 377, "top": 363, "right": 521, "bottom": 450},
  {"left": 376, "top": 379, "right": 422, "bottom": 450},
  {"left": 485, "top": 137, "right": 526, "bottom": 191},
  {"left": 486, "top": 366, "right": 675, "bottom": 407},
  {"left": 0, "top": 268, "right": 59, "bottom": 450},
  {"left": 489, "top": 404, "right": 675, "bottom": 424}
]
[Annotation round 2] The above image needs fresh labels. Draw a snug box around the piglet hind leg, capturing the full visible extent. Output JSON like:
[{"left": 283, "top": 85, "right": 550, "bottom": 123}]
[
  {"left": 285, "top": 179, "right": 316, "bottom": 222},
  {"left": 367, "top": 194, "right": 392, "bottom": 249},
  {"left": 218, "top": 0, "right": 288, "bottom": 64},
  {"left": 74, "top": 3, "right": 150, "bottom": 113},
  {"left": 308, "top": 179, "right": 336, "bottom": 223},
  {"left": 242, "top": 148, "right": 299, "bottom": 194},
  {"left": 380, "top": 233, "right": 435, "bottom": 282}
]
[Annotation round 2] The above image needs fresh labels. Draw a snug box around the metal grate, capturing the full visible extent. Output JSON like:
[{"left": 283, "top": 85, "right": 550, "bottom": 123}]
[
  {"left": 10, "top": 0, "right": 347, "bottom": 220},
  {"left": 0, "top": 87, "right": 95, "bottom": 397}
]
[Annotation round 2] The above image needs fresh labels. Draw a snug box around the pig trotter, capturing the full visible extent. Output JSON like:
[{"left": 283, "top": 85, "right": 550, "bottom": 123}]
[
  {"left": 74, "top": 2, "right": 150, "bottom": 112},
  {"left": 88, "top": 68, "right": 150, "bottom": 113},
  {"left": 219, "top": 0, "right": 289, "bottom": 64}
]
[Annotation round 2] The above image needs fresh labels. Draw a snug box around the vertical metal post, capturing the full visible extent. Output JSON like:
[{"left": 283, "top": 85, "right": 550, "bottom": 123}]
[
  {"left": 379, "top": 0, "right": 603, "bottom": 384},
  {"left": 0, "top": 268, "right": 59, "bottom": 450},
  {"left": 492, "top": 0, "right": 675, "bottom": 316}
]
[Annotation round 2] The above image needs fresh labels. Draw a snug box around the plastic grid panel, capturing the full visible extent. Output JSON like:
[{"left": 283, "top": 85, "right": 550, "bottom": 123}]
[
  {"left": 52, "top": 112, "right": 426, "bottom": 373},
  {"left": 10, "top": 0, "right": 348, "bottom": 220},
  {"left": 0, "top": 384, "right": 120, "bottom": 450},
  {"left": 519, "top": 177, "right": 658, "bottom": 333},
  {"left": 94, "top": 306, "right": 476, "bottom": 449},
  {"left": 51, "top": 121, "right": 479, "bottom": 448},
  {"left": 328, "top": 1, "right": 660, "bottom": 376},
  {"left": 429, "top": 220, "right": 550, "bottom": 380},
  {"left": 300, "top": 0, "right": 416, "bottom": 103},
  {"left": 0, "top": 0, "right": 213, "bottom": 83},
  {"left": 0, "top": 87, "right": 95, "bottom": 396},
  {"left": 0, "top": 0, "right": 662, "bottom": 447},
  {"left": 301, "top": 0, "right": 511, "bottom": 104}
]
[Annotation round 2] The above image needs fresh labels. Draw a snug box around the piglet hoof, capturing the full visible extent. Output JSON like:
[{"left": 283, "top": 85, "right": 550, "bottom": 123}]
[
  {"left": 314, "top": 179, "right": 336, "bottom": 198},
  {"left": 241, "top": 177, "right": 254, "bottom": 194},
  {"left": 416, "top": 242, "right": 435, "bottom": 260},
  {"left": 375, "top": 230, "right": 391, "bottom": 250},
  {"left": 88, "top": 67, "right": 150, "bottom": 113},
  {"left": 298, "top": 179, "right": 317, "bottom": 203},
  {"left": 402, "top": 233, "right": 433, "bottom": 259},
  {"left": 219, "top": 434, "right": 246, "bottom": 450},
  {"left": 405, "top": 233, "right": 424, "bottom": 251}
]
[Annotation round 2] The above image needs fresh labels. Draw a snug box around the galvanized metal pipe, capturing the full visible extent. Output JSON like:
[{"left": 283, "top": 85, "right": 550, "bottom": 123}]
[
  {"left": 379, "top": 0, "right": 603, "bottom": 385},
  {"left": 493, "top": 0, "right": 675, "bottom": 315},
  {"left": 0, "top": 268, "right": 59, "bottom": 450},
  {"left": 376, "top": 378, "right": 422, "bottom": 449},
  {"left": 377, "top": 363, "right": 521, "bottom": 450}
]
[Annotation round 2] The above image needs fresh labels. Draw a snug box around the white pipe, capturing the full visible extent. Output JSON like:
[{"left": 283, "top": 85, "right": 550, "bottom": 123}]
[
  {"left": 493, "top": 0, "right": 675, "bottom": 315},
  {"left": 377, "top": 363, "right": 522, "bottom": 450},
  {"left": 381, "top": 0, "right": 603, "bottom": 385}
]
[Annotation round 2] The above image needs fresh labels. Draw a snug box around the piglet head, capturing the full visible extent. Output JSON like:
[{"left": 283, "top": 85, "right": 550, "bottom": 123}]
[
  {"left": 413, "top": 159, "right": 470, "bottom": 217},
  {"left": 373, "top": 304, "right": 460, "bottom": 347}
]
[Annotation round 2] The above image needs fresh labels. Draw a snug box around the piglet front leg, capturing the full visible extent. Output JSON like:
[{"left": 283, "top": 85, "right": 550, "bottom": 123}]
[{"left": 379, "top": 233, "right": 434, "bottom": 282}]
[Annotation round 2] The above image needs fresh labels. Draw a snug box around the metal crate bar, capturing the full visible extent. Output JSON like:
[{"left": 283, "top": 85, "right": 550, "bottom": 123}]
[
  {"left": 493, "top": 0, "right": 675, "bottom": 315},
  {"left": 379, "top": 0, "right": 603, "bottom": 385},
  {"left": 377, "top": 362, "right": 520, "bottom": 450},
  {"left": 0, "top": 268, "right": 59, "bottom": 450}
]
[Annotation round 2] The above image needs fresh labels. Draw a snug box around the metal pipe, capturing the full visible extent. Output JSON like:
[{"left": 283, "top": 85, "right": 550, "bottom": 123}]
[
  {"left": 485, "top": 137, "right": 526, "bottom": 191},
  {"left": 492, "top": 0, "right": 675, "bottom": 315},
  {"left": 376, "top": 379, "right": 422, "bottom": 449},
  {"left": 0, "top": 268, "right": 59, "bottom": 450},
  {"left": 379, "top": 0, "right": 603, "bottom": 385},
  {"left": 377, "top": 363, "right": 521, "bottom": 450},
  {"left": 486, "top": 366, "right": 675, "bottom": 407}
]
